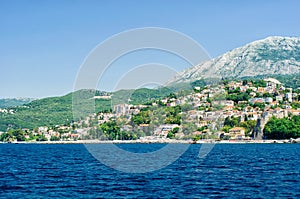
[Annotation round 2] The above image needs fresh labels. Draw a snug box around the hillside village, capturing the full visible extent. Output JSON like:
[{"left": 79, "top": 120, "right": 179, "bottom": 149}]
[{"left": 1, "top": 78, "right": 300, "bottom": 143}]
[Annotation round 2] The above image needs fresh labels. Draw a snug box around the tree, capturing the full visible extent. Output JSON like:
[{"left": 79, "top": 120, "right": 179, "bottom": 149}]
[
  {"left": 197, "top": 126, "right": 208, "bottom": 132},
  {"left": 224, "top": 116, "right": 240, "bottom": 127},
  {"left": 264, "top": 116, "right": 300, "bottom": 139},
  {"left": 263, "top": 93, "right": 273, "bottom": 98},
  {"left": 207, "top": 97, "right": 212, "bottom": 104},
  {"left": 252, "top": 103, "right": 265, "bottom": 110},
  {"left": 100, "top": 120, "right": 121, "bottom": 140},
  {"left": 16, "top": 134, "right": 26, "bottom": 141},
  {"left": 222, "top": 125, "right": 231, "bottom": 133},
  {"left": 226, "top": 92, "right": 250, "bottom": 103},
  {"left": 36, "top": 134, "right": 48, "bottom": 141},
  {"left": 0, "top": 129, "right": 27, "bottom": 142},
  {"left": 192, "top": 135, "right": 201, "bottom": 141},
  {"left": 164, "top": 106, "right": 181, "bottom": 125},
  {"left": 50, "top": 136, "right": 60, "bottom": 141},
  {"left": 167, "top": 132, "right": 175, "bottom": 139},
  {"left": 170, "top": 127, "right": 179, "bottom": 134},
  {"left": 166, "top": 127, "right": 180, "bottom": 139},
  {"left": 240, "top": 120, "right": 256, "bottom": 137},
  {"left": 252, "top": 80, "right": 267, "bottom": 87},
  {"left": 167, "top": 93, "right": 177, "bottom": 99},
  {"left": 132, "top": 110, "right": 151, "bottom": 125},
  {"left": 0, "top": 132, "right": 13, "bottom": 142}
]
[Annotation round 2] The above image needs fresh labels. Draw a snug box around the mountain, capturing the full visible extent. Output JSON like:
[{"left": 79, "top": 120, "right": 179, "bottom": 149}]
[
  {"left": 0, "top": 98, "right": 35, "bottom": 108},
  {"left": 171, "top": 36, "right": 300, "bottom": 83}
]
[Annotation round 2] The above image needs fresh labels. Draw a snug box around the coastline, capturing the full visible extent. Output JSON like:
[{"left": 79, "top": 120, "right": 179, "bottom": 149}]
[{"left": 1, "top": 138, "right": 299, "bottom": 144}]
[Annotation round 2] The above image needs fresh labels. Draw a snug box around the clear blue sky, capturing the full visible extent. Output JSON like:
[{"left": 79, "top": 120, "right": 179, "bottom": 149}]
[{"left": 1, "top": 0, "right": 300, "bottom": 98}]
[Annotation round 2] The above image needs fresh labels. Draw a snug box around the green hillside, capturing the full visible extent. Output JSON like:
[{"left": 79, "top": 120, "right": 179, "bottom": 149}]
[
  {"left": 0, "top": 88, "right": 176, "bottom": 132},
  {"left": 113, "top": 87, "right": 177, "bottom": 105},
  {"left": 0, "top": 90, "right": 111, "bottom": 131}
]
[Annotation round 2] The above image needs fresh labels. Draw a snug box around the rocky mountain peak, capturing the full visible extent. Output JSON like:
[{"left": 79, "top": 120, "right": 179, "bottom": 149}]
[{"left": 170, "top": 36, "right": 300, "bottom": 83}]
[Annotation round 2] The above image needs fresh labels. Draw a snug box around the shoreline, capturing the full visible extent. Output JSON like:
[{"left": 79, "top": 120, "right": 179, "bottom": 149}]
[{"left": 1, "top": 138, "right": 299, "bottom": 144}]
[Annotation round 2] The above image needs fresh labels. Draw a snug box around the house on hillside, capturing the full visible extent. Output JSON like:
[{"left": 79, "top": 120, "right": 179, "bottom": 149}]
[
  {"left": 264, "top": 78, "right": 281, "bottom": 88},
  {"left": 155, "top": 124, "right": 179, "bottom": 137},
  {"left": 213, "top": 100, "right": 234, "bottom": 107},
  {"left": 228, "top": 127, "right": 245, "bottom": 140},
  {"left": 289, "top": 109, "right": 300, "bottom": 116},
  {"left": 113, "top": 104, "right": 132, "bottom": 116}
]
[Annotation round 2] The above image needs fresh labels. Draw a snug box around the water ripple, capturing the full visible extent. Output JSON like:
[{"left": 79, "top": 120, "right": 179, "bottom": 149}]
[{"left": 0, "top": 144, "right": 299, "bottom": 198}]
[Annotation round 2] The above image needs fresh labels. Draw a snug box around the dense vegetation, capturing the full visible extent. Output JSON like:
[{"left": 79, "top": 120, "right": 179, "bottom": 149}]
[
  {"left": 132, "top": 108, "right": 151, "bottom": 125},
  {"left": 0, "top": 88, "right": 181, "bottom": 132},
  {"left": 264, "top": 116, "right": 300, "bottom": 139},
  {"left": 225, "top": 87, "right": 251, "bottom": 103},
  {"left": 0, "top": 90, "right": 111, "bottom": 132},
  {"left": 111, "top": 87, "right": 179, "bottom": 105},
  {"left": 222, "top": 116, "right": 257, "bottom": 137},
  {"left": 0, "top": 129, "right": 47, "bottom": 142},
  {"left": 99, "top": 120, "right": 138, "bottom": 140},
  {"left": 87, "top": 120, "right": 143, "bottom": 140},
  {"left": 166, "top": 127, "right": 179, "bottom": 139}
]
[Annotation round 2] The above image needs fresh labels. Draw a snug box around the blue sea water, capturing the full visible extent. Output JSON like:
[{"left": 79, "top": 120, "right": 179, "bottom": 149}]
[{"left": 0, "top": 143, "right": 299, "bottom": 198}]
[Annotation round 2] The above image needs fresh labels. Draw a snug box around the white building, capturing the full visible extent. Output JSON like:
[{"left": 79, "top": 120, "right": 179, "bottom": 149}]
[{"left": 113, "top": 104, "right": 132, "bottom": 115}]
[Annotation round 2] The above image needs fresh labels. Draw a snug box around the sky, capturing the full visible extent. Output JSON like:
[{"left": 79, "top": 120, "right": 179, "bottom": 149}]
[{"left": 1, "top": 0, "right": 300, "bottom": 98}]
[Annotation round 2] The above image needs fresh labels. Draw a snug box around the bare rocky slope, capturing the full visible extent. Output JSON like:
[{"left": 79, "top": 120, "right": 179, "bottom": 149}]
[{"left": 170, "top": 36, "right": 300, "bottom": 83}]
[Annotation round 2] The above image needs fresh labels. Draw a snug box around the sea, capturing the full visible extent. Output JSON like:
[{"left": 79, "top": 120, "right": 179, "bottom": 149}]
[{"left": 0, "top": 143, "right": 299, "bottom": 198}]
